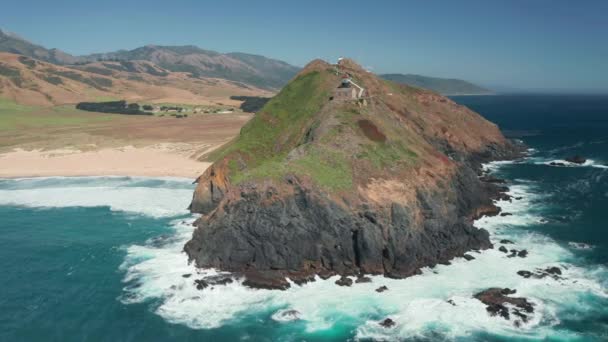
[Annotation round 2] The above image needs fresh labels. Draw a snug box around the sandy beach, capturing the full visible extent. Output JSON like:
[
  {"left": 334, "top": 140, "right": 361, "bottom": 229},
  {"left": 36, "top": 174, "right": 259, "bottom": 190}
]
[{"left": 0, "top": 145, "right": 211, "bottom": 179}]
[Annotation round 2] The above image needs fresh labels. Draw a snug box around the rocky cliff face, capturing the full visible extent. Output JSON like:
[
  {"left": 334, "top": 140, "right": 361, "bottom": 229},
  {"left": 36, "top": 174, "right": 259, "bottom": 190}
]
[{"left": 185, "top": 58, "right": 522, "bottom": 289}]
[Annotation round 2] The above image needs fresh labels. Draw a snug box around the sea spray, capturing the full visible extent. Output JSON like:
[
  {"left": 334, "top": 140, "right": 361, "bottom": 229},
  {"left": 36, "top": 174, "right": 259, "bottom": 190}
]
[{"left": 116, "top": 174, "right": 607, "bottom": 340}]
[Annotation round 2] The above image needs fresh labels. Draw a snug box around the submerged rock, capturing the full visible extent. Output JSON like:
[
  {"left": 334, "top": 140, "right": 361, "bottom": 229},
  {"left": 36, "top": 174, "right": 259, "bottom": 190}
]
[
  {"left": 568, "top": 242, "right": 594, "bottom": 250},
  {"left": 565, "top": 155, "right": 586, "bottom": 164},
  {"left": 375, "top": 285, "right": 389, "bottom": 293},
  {"left": 379, "top": 318, "right": 396, "bottom": 328},
  {"left": 272, "top": 309, "right": 301, "bottom": 322}
]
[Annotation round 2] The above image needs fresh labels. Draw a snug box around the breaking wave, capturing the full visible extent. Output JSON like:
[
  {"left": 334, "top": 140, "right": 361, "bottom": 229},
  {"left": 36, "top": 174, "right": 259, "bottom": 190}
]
[
  {"left": 116, "top": 177, "right": 608, "bottom": 340},
  {"left": 0, "top": 176, "right": 193, "bottom": 218}
]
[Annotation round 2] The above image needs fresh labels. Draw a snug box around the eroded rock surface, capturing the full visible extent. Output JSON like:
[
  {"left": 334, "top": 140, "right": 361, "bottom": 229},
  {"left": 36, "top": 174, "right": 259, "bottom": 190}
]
[{"left": 184, "top": 58, "right": 523, "bottom": 289}]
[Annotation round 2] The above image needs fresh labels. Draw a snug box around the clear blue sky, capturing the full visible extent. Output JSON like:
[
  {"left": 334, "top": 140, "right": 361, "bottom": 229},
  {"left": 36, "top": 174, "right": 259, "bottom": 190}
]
[{"left": 2, "top": 0, "right": 607, "bottom": 92}]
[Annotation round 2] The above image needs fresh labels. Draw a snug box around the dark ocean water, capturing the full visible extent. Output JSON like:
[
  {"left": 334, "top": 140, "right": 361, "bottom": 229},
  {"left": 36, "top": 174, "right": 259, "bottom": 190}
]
[{"left": 0, "top": 95, "right": 607, "bottom": 341}]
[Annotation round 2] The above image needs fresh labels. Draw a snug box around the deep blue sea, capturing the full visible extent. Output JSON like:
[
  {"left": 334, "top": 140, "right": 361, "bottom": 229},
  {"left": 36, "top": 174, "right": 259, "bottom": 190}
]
[{"left": 1, "top": 95, "right": 607, "bottom": 341}]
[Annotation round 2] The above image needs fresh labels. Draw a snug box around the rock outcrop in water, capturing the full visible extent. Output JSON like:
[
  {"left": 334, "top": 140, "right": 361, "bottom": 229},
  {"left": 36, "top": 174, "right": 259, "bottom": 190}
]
[{"left": 185, "top": 58, "right": 523, "bottom": 289}]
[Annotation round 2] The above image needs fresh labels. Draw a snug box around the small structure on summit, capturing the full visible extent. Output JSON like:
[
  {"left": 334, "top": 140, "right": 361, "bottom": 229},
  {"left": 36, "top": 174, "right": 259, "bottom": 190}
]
[{"left": 333, "top": 74, "right": 365, "bottom": 101}]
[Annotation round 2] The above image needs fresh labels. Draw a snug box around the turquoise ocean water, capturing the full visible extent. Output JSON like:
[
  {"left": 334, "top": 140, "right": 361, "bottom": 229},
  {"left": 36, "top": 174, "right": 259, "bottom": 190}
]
[{"left": 1, "top": 95, "right": 607, "bottom": 341}]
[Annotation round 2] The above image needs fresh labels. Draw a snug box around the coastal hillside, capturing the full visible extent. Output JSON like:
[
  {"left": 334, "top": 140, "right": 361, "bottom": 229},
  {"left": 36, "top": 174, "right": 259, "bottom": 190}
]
[
  {"left": 185, "top": 58, "right": 520, "bottom": 289},
  {"left": 380, "top": 73, "right": 492, "bottom": 95},
  {"left": 1, "top": 29, "right": 300, "bottom": 91},
  {"left": 0, "top": 52, "right": 270, "bottom": 106},
  {"left": 79, "top": 45, "right": 300, "bottom": 90}
]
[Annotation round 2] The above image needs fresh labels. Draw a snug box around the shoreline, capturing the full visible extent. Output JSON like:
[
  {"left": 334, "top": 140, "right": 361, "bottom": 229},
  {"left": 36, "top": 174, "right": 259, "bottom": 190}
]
[{"left": 0, "top": 145, "right": 211, "bottom": 179}]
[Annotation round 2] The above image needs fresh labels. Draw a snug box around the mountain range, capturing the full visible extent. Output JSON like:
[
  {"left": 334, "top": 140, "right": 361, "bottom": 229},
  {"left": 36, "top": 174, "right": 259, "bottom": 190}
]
[
  {"left": 380, "top": 73, "right": 492, "bottom": 95},
  {"left": 0, "top": 29, "right": 299, "bottom": 90},
  {"left": 1, "top": 28, "right": 492, "bottom": 102}
]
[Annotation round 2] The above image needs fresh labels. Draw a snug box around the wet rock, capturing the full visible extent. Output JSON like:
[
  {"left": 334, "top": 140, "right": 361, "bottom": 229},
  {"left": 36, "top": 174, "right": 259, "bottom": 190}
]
[
  {"left": 501, "top": 288, "right": 516, "bottom": 295},
  {"left": 499, "top": 246, "right": 508, "bottom": 253},
  {"left": 194, "top": 279, "right": 209, "bottom": 290},
  {"left": 376, "top": 286, "right": 389, "bottom": 293},
  {"left": 474, "top": 288, "right": 534, "bottom": 322},
  {"left": 544, "top": 266, "right": 562, "bottom": 275},
  {"left": 565, "top": 155, "right": 586, "bottom": 164},
  {"left": 500, "top": 239, "right": 514, "bottom": 244},
  {"left": 514, "top": 196, "right": 523, "bottom": 200},
  {"left": 500, "top": 212, "right": 513, "bottom": 217},
  {"left": 517, "top": 267, "right": 562, "bottom": 280},
  {"left": 318, "top": 270, "right": 336, "bottom": 280},
  {"left": 335, "top": 276, "right": 353, "bottom": 287},
  {"left": 182, "top": 273, "right": 192, "bottom": 278},
  {"left": 242, "top": 270, "right": 290, "bottom": 290},
  {"left": 463, "top": 254, "right": 476, "bottom": 261},
  {"left": 517, "top": 270, "right": 533, "bottom": 278},
  {"left": 287, "top": 271, "right": 316, "bottom": 285},
  {"left": 507, "top": 249, "right": 518, "bottom": 258},
  {"left": 379, "top": 318, "right": 396, "bottom": 328},
  {"left": 480, "top": 176, "right": 506, "bottom": 184},
  {"left": 447, "top": 299, "right": 456, "bottom": 306},
  {"left": 549, "top": 162, "right": 566, "bottom": 167},
  {"left": 517, "top": 250, "right": 528, "bottom": 258},
  {"left": 472, "top": 204, "right": 501, "bottom": 219},
  {"left": 206, "top": 275, "right": 234, "bottom": 285},
  {"left": 355, "top": 276, "right": 372, "bottom": 283},
  {"left": 512, "top": 309, "right": 529, "bottom": 323}
]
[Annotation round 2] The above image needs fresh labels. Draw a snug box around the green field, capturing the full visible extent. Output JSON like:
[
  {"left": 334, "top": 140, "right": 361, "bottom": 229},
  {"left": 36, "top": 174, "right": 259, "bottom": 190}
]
[{"left": 0, "top": 98, "right": 115, "bottom": 131}]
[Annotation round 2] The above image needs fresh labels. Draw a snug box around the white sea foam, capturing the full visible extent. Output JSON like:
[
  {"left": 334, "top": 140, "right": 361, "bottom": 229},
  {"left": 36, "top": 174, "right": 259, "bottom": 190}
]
[
  {"left": 116, "top": 177, "right": 608, "bottom": 340},
  {"left": 0, "top": 177, "right": 193, "bottom": 217},
  {"left": 538, "top": 159, "right": 608, "bottom": 169}
]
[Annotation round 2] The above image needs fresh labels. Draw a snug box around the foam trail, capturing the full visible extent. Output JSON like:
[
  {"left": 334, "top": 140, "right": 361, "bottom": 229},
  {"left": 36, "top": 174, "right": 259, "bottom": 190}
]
[
  {"left": 537, "top": 159, "right": 608, "bottom": 169},
  {"left": 0, "top": 176, "right": 193, "bottom": 217}
]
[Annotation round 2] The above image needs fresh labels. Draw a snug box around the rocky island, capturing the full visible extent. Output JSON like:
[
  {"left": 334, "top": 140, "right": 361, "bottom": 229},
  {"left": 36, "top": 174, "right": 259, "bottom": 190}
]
[{"left": 185, "top": 58, "right": 522, "bottom": 289}]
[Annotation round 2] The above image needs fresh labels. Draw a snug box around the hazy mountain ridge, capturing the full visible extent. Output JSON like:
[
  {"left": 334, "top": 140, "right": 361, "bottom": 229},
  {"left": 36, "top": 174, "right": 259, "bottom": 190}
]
[
  {"left": 0, "top": 52, "right": 269, "bottom": 106},
  {"left": 1, "top": 28, "right": 492, "bottom": 96},
  {"left": 381, "top": 73, "right": 492, "bottom": 95},
  {"left": 78, "top": 45, "right": 300, "bottom": 90},
  {"left": 0, "top": 30, "right": 300, "bottom": 90},
  {"left": 0, "top": 29, "right": 79, "bottom": 65}
]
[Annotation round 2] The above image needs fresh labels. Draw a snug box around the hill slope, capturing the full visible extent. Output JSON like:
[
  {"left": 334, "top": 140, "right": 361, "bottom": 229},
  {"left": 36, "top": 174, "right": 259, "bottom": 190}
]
[
  {"left": 185, "top": 58, "right": 521, "bottom": 289},
  {"left": 0, "top": 29, "right": 79, "bottom": 65},
  {"left": 0, "top": 53, "right": 269, "bottom": 106},
  {"left": 380, "top": 73, "right": 492, "bottom": 95},
  {"left": 1, "top": 29, "right": 300, "bottom": 90},
  {"left": 80, "top": 45, "right": 300, "bottom": 90}
]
